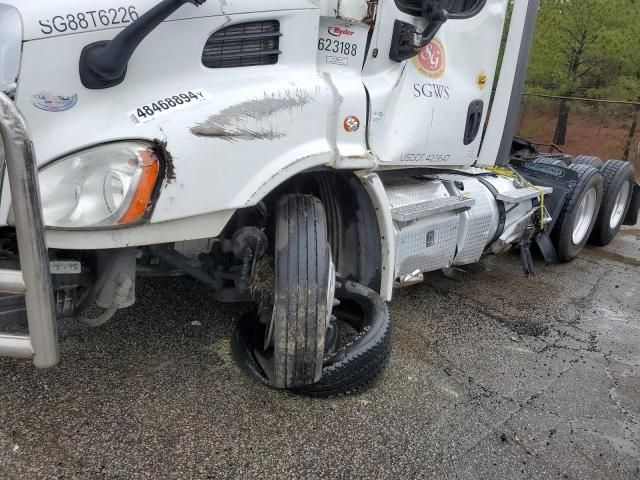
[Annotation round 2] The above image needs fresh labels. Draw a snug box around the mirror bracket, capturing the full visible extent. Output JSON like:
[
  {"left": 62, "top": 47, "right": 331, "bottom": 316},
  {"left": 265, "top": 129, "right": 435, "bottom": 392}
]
[
  {"left": 389, "top": 20, "right": 422, "bottom": 62},
  {"left": 80, "top": 0, "right": 206, "bottom": 89}
]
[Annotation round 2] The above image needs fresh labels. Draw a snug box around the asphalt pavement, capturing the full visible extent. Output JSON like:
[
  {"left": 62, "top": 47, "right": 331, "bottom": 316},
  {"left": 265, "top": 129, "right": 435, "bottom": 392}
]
[{"left": 0, "top": 224, "right": 639, "bottom": 479}]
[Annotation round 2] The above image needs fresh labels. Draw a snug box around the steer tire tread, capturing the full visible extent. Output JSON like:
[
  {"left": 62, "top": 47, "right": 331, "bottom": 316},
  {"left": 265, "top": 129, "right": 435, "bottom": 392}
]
[{"left": 273, "top": 194, "right": 330, "bottom": 389}]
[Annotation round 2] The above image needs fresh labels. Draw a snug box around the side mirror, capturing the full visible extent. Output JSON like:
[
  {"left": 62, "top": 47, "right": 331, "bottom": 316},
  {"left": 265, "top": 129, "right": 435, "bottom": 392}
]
[
  {"left": 80, "top": 0, "right": 206, "bottom": 89},
  {"left": 390, "top": 0, "right": 449, "bottom": 62}
]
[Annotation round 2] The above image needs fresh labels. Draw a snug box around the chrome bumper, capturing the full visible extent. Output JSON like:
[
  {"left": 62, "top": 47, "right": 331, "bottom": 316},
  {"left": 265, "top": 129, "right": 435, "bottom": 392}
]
[{"left": 0, "top": 92, "right": 58, "bottom": 368}]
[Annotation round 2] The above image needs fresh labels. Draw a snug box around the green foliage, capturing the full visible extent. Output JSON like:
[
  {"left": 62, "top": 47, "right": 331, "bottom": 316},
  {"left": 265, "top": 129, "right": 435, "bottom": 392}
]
[{"left": 528, "top": 0, "right": 640, "bottom": 101}]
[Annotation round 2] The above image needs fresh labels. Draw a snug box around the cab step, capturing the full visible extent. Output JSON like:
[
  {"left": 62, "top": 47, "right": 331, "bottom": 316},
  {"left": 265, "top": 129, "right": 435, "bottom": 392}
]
[
  {"left": 391, "top": 196, "right": 475, "bottom": 222},
  {"left": 496, "top": 186, "right": 553, "bottom": 203}
]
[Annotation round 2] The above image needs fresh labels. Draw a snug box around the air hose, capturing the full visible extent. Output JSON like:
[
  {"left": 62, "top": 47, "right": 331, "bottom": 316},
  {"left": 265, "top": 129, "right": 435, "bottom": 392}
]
[{"left": 76, "top": 274, "right": 134, "bottom": 328}]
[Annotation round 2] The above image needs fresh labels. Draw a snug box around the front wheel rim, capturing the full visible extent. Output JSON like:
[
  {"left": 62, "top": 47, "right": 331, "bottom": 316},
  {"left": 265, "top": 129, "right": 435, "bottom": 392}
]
[
  {"left": 609, "top": 182, "right": 631, "bottom": 229},
  {"left": 572, "top": 188, "right": 598, "bottom": 245},
  {"left": 326, "top": 255, "right": 336, "bottom": 326}
]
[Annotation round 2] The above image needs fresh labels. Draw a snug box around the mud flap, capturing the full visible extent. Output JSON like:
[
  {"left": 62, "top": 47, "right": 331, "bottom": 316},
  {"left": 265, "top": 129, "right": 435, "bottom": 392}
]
[
  {"left": 623, "top": 183, "right": 640, "bottom": 226},
  {"left": 509, "top": 158, "right": 579, "bottom": 232},
  {"left": 519, "top": 226, "right": 535, "bottom": 276},
  {"left": 535, "top": 230, "right": 559, "bottom": 265}
]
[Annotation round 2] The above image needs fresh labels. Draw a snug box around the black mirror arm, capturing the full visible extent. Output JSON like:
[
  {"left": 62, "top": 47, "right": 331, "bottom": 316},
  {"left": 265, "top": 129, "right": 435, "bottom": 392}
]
[
  {"left": 420, "top": 0, "right": 449, "bottom": 46},
  {"left": 80, "top": 0, "right": 206, "bottom": 89}
]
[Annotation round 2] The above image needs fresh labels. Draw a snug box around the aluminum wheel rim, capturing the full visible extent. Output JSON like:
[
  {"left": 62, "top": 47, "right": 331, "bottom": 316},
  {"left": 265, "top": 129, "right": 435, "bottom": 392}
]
[
  {"left": 326, "top": 256, "right": 336, "bottom": 325},
  {"left": 572, "top": 188, "right": 597, "bottom": 245},
  {"left": 609, "top": 182, "right": 630, "bottom": 229}
]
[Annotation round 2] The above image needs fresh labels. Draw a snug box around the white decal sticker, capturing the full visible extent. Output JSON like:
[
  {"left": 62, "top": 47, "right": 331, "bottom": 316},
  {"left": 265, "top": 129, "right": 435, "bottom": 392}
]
[
  {"left": 50, "top": 261, "right": 82, "bottom": 275},
  {"left": 318, "top": 37, "right": 359, "bottom": 57},
  {"left": 38, "top": 7, "right": 140, "bottom": 35},
  {"left": 31, "top": 92, "right": 78, "bottom": 112},
  {"left": 128, "top": 88, "right": 212, "bottom": 125},
  {"left": 316, "top": 19, "right": 368, "bottom": 75},
  {"left": 326, "top": 56, "right": 348, "bottom": 66},
  {"left": 399, "top": 152, "right": 452, "bottom": 164}
]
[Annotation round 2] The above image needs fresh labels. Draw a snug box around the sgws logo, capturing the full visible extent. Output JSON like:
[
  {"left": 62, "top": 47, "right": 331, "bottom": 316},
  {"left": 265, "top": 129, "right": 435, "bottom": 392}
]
[{"left": 413, "top": 38, "right": 446, "bottom": 79}]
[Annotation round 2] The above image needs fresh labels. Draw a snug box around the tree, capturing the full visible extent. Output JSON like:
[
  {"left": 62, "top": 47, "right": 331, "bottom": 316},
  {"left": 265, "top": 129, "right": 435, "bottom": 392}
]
[
  {"left": 591, "top": 1, "right": 640, "bottom": 161},
  {"left": 527, "top": 0, "right": 634, "bottom": 145}
]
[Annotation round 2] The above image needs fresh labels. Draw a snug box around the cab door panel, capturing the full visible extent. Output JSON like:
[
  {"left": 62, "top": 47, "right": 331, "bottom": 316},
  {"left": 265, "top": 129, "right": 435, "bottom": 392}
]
[{"left": 363, "top": 0, "right": 509, "bottom": 167}]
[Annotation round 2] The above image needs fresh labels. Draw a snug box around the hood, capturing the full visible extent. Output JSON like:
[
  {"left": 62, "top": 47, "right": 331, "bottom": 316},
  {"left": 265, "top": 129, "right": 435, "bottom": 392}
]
[{"left": 1, "top": 0, "right": 318, "bottom": 42}]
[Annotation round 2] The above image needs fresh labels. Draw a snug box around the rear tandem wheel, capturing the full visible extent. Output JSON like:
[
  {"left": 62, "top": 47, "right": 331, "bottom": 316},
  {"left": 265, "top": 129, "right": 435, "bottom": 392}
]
[
  {"left": 590, "top": 160, "right": 636, "bottom": 246},
  {"left": 550, "top": 164, "right": 603, "bottom": 262}
]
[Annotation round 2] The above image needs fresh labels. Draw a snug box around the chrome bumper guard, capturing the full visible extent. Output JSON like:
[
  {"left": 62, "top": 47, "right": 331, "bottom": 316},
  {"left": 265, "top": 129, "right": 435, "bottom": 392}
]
[{"left": 0, "top": 92, "right": 58, "bottom": 367}]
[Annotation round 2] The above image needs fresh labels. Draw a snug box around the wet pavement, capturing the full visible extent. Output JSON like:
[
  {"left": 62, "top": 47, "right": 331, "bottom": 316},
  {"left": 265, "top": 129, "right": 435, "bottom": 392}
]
[{"left": 0, "top": 224, "right": 638, "bottom": 479}]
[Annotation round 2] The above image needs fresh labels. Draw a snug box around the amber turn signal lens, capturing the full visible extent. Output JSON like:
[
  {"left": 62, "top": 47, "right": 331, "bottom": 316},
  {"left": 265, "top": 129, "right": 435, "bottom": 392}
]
[{"left": 117, "top": 149, "right": 160, "bottom": 225}]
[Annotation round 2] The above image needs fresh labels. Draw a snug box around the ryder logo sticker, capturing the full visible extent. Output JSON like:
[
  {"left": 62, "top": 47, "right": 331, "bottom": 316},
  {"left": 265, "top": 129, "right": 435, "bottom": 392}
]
[
  {"left": 31, "top": 92, "right": 78, "bottom": 112},
  {"left": 413, "top": 38, "right": 446, "bottom": 79},
  {"left": 328, "top": 26, "right": 354, "bottom": 37}
]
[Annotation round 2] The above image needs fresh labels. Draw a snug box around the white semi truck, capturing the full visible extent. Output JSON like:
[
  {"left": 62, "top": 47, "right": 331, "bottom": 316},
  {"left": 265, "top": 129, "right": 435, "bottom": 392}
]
[{"left": 0, "top": 0, "right": 638, "bottom": 396}]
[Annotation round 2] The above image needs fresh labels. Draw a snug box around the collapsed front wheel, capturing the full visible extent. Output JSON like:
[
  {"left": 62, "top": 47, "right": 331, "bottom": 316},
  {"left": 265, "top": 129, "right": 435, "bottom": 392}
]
[
  {"left": 232, "top": 193, "right": 391, "bottom": 396},
  {"left": 232, "top": 279, "right": 391, "bottom": 397}
]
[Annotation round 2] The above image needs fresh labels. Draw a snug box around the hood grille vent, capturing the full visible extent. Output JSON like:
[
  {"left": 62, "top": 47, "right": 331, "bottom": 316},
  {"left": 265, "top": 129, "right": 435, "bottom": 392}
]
[{"left": 202, "top": 21, "right": 282, "bottom": 69}]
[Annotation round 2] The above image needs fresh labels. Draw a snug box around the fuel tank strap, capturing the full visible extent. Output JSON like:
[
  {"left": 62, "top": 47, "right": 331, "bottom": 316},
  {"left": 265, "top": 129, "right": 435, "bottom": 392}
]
[{"left": 476, "top": 176, "right": 506, "bottom": 244}]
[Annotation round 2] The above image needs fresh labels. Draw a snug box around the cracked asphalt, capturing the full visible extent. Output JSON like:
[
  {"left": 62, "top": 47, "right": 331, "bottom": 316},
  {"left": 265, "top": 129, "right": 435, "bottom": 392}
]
[{"left": 1, "top": 223, "right": 639, "bottom": 479}]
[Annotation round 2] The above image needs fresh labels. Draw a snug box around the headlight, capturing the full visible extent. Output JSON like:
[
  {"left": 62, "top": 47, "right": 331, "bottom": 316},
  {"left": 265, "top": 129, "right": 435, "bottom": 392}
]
[
  {"left": 39, "top": 142, "right": 160, "bottom": 228},
  {"left": 0, "top": 4, "right": 22, "bottom": 96}
]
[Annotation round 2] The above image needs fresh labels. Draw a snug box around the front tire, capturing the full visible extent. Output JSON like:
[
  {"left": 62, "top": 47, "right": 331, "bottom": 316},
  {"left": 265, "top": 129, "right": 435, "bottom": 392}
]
[{"left": 272, "top": 194, "right": 333, "bottom": 388}]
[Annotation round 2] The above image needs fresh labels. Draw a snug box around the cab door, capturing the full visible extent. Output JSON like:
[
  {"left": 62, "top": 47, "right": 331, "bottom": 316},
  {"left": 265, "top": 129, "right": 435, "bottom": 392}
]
[{"left": 363, "top": 0, "right": 509, "bottom": 167}]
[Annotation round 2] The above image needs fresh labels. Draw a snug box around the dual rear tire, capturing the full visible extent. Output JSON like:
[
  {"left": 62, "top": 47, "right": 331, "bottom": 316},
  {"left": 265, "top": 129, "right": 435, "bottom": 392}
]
[
  {"left": 572, "top": 156, "right": 637, "bottom": 246},
  {"left": 540, "top": 155, "right": 636, "bottom": 258},
  {"left": 572, "top": 155, "right": 604, "bottom": 170},
  {"left": 551, "top": 164, "right": 603, "bottom": 262},
  {"left": 589, "top": 160, "right": 635, "bottom": 246}
]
